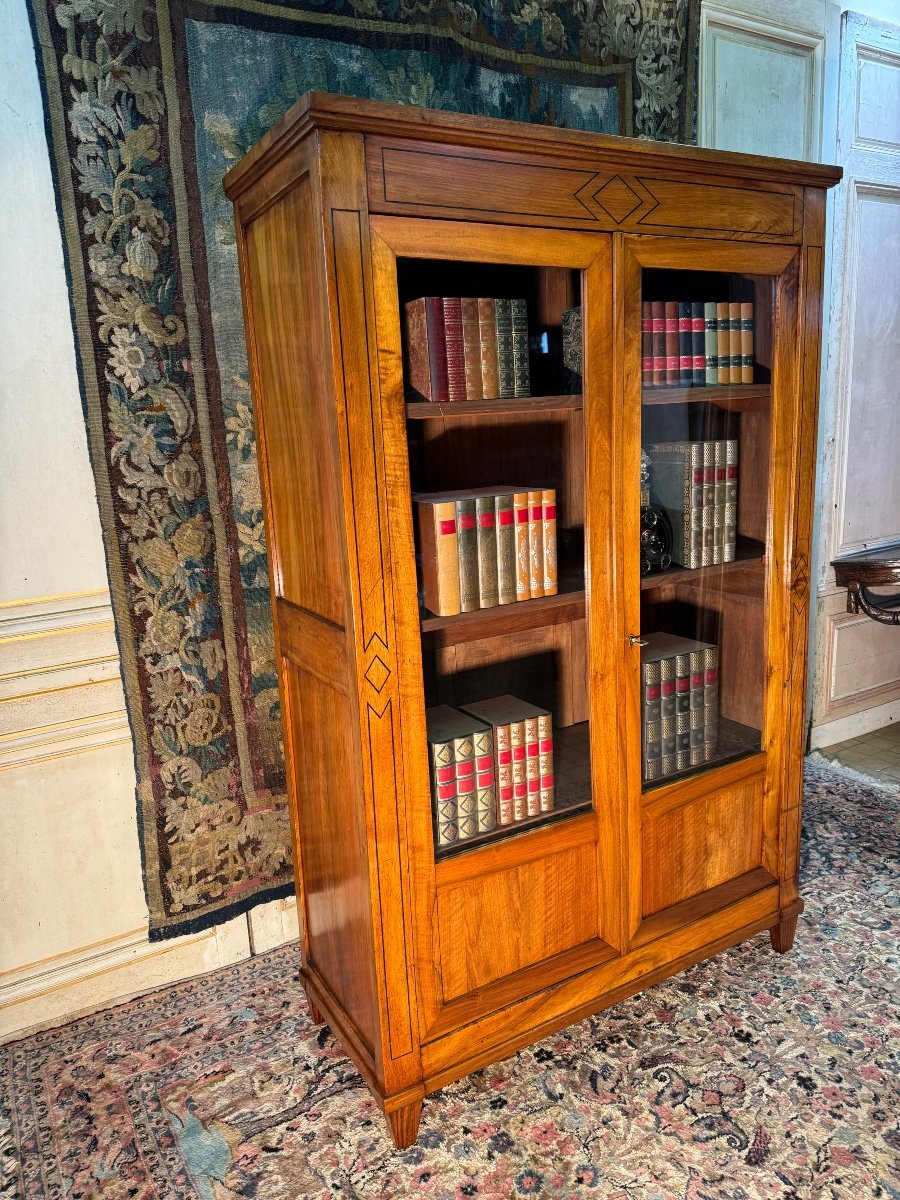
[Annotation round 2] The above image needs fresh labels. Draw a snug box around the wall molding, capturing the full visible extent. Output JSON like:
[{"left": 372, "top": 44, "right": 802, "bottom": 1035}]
[
  {"left": 699, "top": 4, "right": 825, "bottom": 160},
  {"left": 809, "top": 696, "right": 899, "bottom": 751},
  {"left": 0, "top": 588, "right": 113, "bottom": 638}
]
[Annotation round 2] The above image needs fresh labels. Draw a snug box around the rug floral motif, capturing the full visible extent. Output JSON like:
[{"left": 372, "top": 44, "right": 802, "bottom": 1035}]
[
  {"left": 26, "top": 0, "right": 700, "bottom": 938},
  {"left": 3, "top": 760, "right": 898, "bottom": 1198}
]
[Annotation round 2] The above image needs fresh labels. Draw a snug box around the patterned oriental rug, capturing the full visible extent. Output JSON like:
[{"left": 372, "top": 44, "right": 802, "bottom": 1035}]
[
  {"left": 26, "top": 0, "right": 700, "bottom": 939},
  {"left": 3, "top": 761, "right": 898, "bottom": 1199}
]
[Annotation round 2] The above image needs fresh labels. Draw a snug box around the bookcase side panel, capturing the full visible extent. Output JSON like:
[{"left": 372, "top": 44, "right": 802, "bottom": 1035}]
[{"left": 235, "top": 153, "right": 383, "bottom": 1072}]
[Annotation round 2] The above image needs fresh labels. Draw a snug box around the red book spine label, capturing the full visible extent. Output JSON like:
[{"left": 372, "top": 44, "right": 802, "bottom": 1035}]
[
  {"left": 651, "top": 300, "right": 666, "bottom": 386},
  {"left": 478, "top": 511, "right": 495, "bottom": 529},
  {"left": 458, "top": 512, "right": 476, "bottom": 531},
  {"left": 495, "top": 725, "right": 513, "bottom": 825},
  {"left": 438, "top": 518, "right": 455, "bottom": 535}
]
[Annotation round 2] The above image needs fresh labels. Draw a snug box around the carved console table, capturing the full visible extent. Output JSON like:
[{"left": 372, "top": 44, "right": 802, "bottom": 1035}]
[{"left": 832, "top": 543, "right": 900, "bottom": 626}]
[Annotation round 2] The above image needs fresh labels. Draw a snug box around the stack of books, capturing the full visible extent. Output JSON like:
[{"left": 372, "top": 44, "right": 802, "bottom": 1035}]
[
  {"left": 641, "top": 300, "right": 755, "bottom": 386},
  {"left": 415, "top": 487, "right": 557, "bottom": 616},
  {"left": 459, "top": 696, "right": 554, "bottom": 826},
  {"left": 426, "top": 706, "right": 498, "bottom": 847},
  {"left": 405, "top": 296, "right": 530, "bottom": 402},
  {"left": 640, "top": 634, "right": 719, "bottom": 783},
  {"left": 646, "top": 441, "right": 738, "bottom": 568}
]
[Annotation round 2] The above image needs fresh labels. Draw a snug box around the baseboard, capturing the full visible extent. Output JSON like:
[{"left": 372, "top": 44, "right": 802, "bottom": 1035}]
[
  {"left": 0, "top": 916, "right": 252, "bottom": 1043},
  {"left": 809, "top": 698, "right": 899, "bottom": 750}
]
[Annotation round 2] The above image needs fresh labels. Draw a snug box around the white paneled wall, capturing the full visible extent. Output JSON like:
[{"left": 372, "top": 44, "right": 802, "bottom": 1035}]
[{"left": 0, "top": 0, "right": 295, "bottom": 1042}]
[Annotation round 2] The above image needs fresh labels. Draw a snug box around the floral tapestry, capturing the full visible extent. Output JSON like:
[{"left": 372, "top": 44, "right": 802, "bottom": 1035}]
[{"left": 26, "top": 0, "right": 700, "bottom": 939}]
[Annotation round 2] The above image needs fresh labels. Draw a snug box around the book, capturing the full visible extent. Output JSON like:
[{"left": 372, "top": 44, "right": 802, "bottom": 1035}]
[
  {"left": 495, "top": 492, "right": 516, "bottom": 606},
  {"left": 541, "top": 487, "right": 557, "bottom": 596},
  {"left": 678, "top": 301, "right": 693, "bottom": 385},
  {"left": 415, "top": 498, "right": 460, "bottom": 616},
  {"left": 510, "top": 298, "right": 530, "bottom": 397},
  {"left": 454, "top": 728, "right": 478, "bottom": 841},
  {"left": 639, "top": 635, "right": 719, "bottom": 782},
  {"left": 443, "top": 297, "right": 466, "bottom": 402},
  {"left": 716, "top": 300, "right": 730, "bottom": 384},
  {"left": 538, "top": 711, "right": 554, "bottom": 812},
  {"left": 514, "top": 490, "right": 531, "bottom": 600},
  {"left": 478, "top": 298, "right": 500, "bottom": 399},
  {"left": 641, "top": 301, "right": 653, "bottom": 385},
  {"left": 404, "top": 297, "right": 448, "bottom": 402},
  {"left": 691, "top": 301, "right": 706, "bottom": 386},
  {"left": 704, "top": 302, "right": 718, "bottom": 386},
  {"left": 474, "top": 495, "right": 499, "bottom": 609},
  {"left": 494, "top": 298, "right": 515, "bottom": 398},
  {"left": 664, "top": 300, "right": 679, "bottom": 385},
  {"left": 647, "top": 442, "right": 704, "bottom": 569},
  {"left": 728, "top": 302, "right": 742, "bottom": 385},
  {"left": 456, "top": 496, "right": 479, "bottom": 612},
  {"left": 527, "top": 489, "right": 545, "bottom": 599},
  {"left": 713, "top": 440, "right": 726, "bottom": 566},
  {"left": 724, "top": 439, "right": 738, "bottom": 562},
  {"left": 460, "top": 298, "right": 484, "bottom": 401},
  {"left": 426, "top": 705, "right": 481, "bottom": 846},
  {"left": 701, "top": 440, "right": 715, "bottom": 568},
  {"left": 651, "top": 300, "right": 666, "bottom": 386},
  {"left": 459, "top": 696, "right": 553, "bottom": 825},
  {"left": 562, "top": 305, "right": 583, "bottom": 393},
  {"left": 472, "top": 725, "right": 498, "bottom": 833},
  {"left": 740, "top": 302, "right": 754, "bottom": 383}
]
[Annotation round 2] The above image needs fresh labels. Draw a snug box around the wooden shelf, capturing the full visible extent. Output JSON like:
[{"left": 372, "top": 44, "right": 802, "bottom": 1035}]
[
  {"left": 434, "top": 722, "right": 592, "bottom": 861},
  {"left": 406, "top": 393, "right": 582, "bottom": 419},
  {"left": 421, "top": 582, "right": 585, "bottom": 645},
  {"left": 642, "top": 384, "right": 769, "bottom": 411},
  {"left": 641, "top": 718, "right": 762, "bottom": 795},
  {"left": 640, "top": 553, "right": 765, "bottom": 593}
]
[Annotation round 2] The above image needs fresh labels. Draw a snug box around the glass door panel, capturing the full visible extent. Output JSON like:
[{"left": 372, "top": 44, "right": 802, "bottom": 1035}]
[
  {"left": 395, "top": 253, "right": 593, "bottom": 854},
  {"left": 638, "top": 268, "right": 774, "bottom": 789}
]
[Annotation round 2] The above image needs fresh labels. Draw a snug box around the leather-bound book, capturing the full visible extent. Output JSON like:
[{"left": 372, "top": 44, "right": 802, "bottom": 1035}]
[
  {"left": 478, "top": 298, "right": 500, "bottom": 399},
  {"left": 475, "top": 495, "right": 499, "bottom": 609},
  {"left": 442, "top": 296, "right": 466, "bottom": 401},
  {"left": 494, "top": 298, "right": 515, "bottom": 398},
  {"left": 415, "top": 498, "right": 460, "bottom": 616},
  {"left": 678, "top": 301, "right": 693, "bottom": 385},
  {"left": 404, "top": 296, "right": 448, "bottom": 401},
  {"left": 460, "top": 696, "right": 551, "bottom": 824},
  {"left": 713, "top": 440, "right": 726, "bottom": 566},
  {"left": 510, "top": 718, "right": 527, "bottom": 821},
  {"left": 704, "top": 302, "right": 718, "bottom": 386},
  {"left": 460, "top": 298, "right": 484, "bottom": 400},
  {"left": 691, "top": 301, "right": 706, "bottom": 385},
  {"left": 514, "top": 490, "right": 531, "bottom": 600},
  {"left": 453, "top": 729, "right": 478, "bottom": 841},
  {"left": 510, "top": 298, "right": 531, "bottom": 397},
  {"left": 494, "top": 721, "right": 514, "bottom": 826},
  {"left": 456, "top": 497, "right": 479, "bottom": 612},
  {"left": 716, "top": 300, "right": 730, "bottom": 384},
  {"left": 472, "top": 726, "right": 498, "bottom": 833},
  {"left": 651, "top": 300, "right": 666, "bottom": 386},
  {"left": 538, "top": 711, "right": 554, "bottom": 812},
  {"left": 740, "top": 302, "right": 754, "bottom": 383},
  {"left": 664, "top": 300, "right": 679, "bottom": 385},
  {"left": 527, "top": 489, "right": 545, "bottom": 599},
  {"left": 640, "top": 635, "right": 718, "bottom": 781},
  {"left": 647, "top": 441, "right": 704, "bottom": 569},
  {"left": 494, "top": 492, "right": 516, "bottom": 606},
  {"left": 562, "top": 305, "right": 583, "bottom": 393},
  {"left": 541, "top": 487, "right": 558, "bottom": 596},
  {"left": 728, "top": 302, "right": 742, "bottom": 384},
  {"left": 724, "top": 438, "right": 738, "bottom": 562},
  {"left": 425, "top": 705, "right": 463, "bottom": 846},
  {"left": 641, "top": 301, "right": 653, "bottom": 385},
  {"left": 701, "top": 441, "right": 716, "bottom": 567},
  {"left": 524, "top": 711, "right": 541, "bottom": 817}
]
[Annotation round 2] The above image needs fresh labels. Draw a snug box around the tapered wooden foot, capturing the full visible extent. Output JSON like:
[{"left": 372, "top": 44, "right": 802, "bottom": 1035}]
[
  {"left": 385, "top": 1098, "right": 422, "bottom": 1149},
  {"left": 769, "top": 914, "right": 799, "bottom": 953}
]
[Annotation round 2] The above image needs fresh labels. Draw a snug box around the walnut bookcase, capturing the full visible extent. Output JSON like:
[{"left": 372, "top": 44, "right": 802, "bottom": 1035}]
[{"left": 224, "top": 93, "right": 840, "bottom": 1149}]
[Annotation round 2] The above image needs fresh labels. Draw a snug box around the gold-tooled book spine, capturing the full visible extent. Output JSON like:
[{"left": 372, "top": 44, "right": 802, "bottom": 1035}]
[
  {"left": 716, "top": 300, "right": 730, "bottom": 384},
  {"left": 524, "top": 714, "right": 540, "bottom": 817},
  {"left": 443, "top": 296, "right": 466, "bottom": 401},
  {"left": 537, "top": 712, "right": 554, "bottom": 812},
  {"left": 430, "top": 739, "right": 457, "bottom": 846},
  {"left": 416, "top": 500, "right": 460, "bottom": 616},
  {"left": 495, "top": 723, "right": 514, "bottom": 826},
  {"left": 472, "top": 727, "right": 497, "bottom": 833},
  {"left": 713, "top": 441, "right": 726, "bottom": 566},
  {"left": 495, "top": 493, "right": 516, "bottom": 606},
  {"left": 452, "top": 732, "right": 478, "bottom": 841},
  {"left": 456, "top": 498, "right": 479, "bottom": 612},
  {"left": 528, "top": 489, "right": 545, "bottom": 599},
  {"left": 728, "top": 302, "right": 742, "bottom": 384},
  {"left": 514, "top": 491, "right": 531, "bottom": 600},
  {"left": 478, "top": 298, "right": 500, "bottom": 399},
  {"left": 701, "top": 441, "right": 715, "bottom": 568},
  {"left": 475, "top": 495, "right": 499, "bottom": 609},
  {"left": 460, "top": 297, "right": 484, "bottom": 401},
  {"left": 510, "top": 298, "right": 530, "bottom": 397},
  {"left": 740, "top": 301, "right": 754, "bottom": 384},
  {"left": 541, "top": 487, "right": 557, "bottom": 596},
  {"left": 495, "top": 298, "right": 515, "bottom": 398},
  {"left": 510, "top": 719, "right": 527, "bottom": 822}
]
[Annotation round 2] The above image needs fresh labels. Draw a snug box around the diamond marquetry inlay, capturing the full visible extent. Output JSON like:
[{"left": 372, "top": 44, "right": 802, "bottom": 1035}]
[
  {"left": 592, "top": 175, "right": 643, "bottom": 223},
  {"left": 365, "top": 655, "right": 390, "bottom": 693}
]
